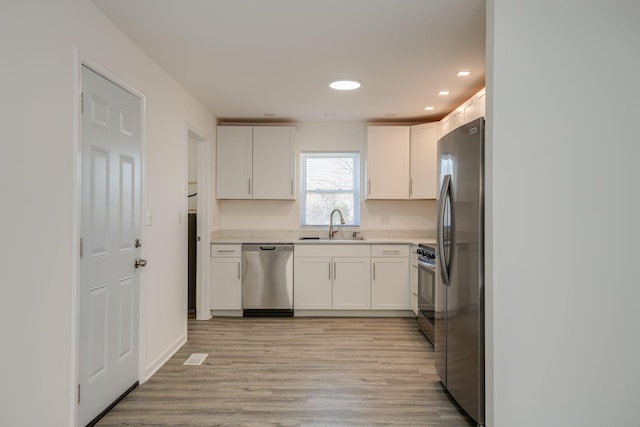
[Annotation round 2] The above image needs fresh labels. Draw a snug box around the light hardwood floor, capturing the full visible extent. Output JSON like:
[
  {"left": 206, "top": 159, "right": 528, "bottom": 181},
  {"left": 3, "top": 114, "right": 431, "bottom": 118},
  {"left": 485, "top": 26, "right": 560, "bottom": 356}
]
[{"left": 98, "top": 317, "right": 475, "bottom": 426}]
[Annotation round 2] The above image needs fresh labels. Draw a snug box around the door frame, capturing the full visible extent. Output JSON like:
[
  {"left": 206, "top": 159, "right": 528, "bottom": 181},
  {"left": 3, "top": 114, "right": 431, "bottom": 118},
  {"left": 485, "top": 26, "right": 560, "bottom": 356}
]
[
  {"left": 72, "top": 49, "right": 146, "bottom": 425},
  {"left": 185, "top": 126, "right": 212, "bottom": 320}
]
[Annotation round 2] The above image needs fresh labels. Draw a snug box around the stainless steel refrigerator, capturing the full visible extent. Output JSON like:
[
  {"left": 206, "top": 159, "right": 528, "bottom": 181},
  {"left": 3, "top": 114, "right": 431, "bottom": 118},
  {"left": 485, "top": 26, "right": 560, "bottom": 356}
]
[{"left": 435, "top": 117, "right": 485, "bottom": 425}]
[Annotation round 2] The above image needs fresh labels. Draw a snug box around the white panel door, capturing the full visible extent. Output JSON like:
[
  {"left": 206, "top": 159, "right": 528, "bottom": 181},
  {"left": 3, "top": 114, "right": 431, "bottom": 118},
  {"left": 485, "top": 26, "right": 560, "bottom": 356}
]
[
  {"left": 410, "top": 122, "right": 439, "bottom": 199},
  {"left": 79, "top": 66, "right": 142, "bottom": 425},
  {"left": 216, "top": 126, "right": 253, "bottom": 199},
  {"left": 252, "top": 126, "right": 295, "bottom": 199},
  {"left": 332, "top": 257, "right": 371, "bottom": 309}
]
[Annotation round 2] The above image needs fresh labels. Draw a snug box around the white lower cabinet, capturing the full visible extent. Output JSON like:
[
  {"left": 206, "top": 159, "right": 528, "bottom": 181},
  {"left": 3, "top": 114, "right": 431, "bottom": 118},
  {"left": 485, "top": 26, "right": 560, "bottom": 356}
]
[
  {"left": 210, "top": 244, "right": 242, "bottom": 310},
  {"left": 371, "top": 245, "right": 410, "bottom": 310},
  {"left": 332, "top": 258, "right": 371, "bottom": 309},
  {"left": 293, "top": 257, "right": 332, "bottom": 309},
  {"left": 294, "top": 244, "right": 371, "bottom": 310},
  {"left": 410, "top": 245, "right": 419, "bottom": 315}
]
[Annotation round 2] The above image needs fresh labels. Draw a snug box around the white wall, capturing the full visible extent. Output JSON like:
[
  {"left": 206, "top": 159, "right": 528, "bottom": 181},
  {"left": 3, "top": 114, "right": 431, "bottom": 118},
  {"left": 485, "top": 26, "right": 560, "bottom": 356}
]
[
  {"left": 0, "top": 1, "right": 216, "bottom": 425},
  {"left": 487, "top": 1, "right": 640, "bottom": 425},
  {"left": 218, "top": 122, "right": 436, "bottom": 231}
]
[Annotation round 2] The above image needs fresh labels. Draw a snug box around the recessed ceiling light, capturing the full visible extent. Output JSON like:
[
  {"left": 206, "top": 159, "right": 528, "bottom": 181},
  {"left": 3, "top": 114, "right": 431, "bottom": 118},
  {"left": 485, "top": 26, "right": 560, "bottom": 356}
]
[
  {"left": 329, "top": 80, "right": 361, "bottom": 90},
  {"left": 438, "top": 91, "right": 450, "bottom": 96},
  {"left": 457, "top": 71, "right": 471, "bottom": 77},
  {"left": 424, "top": 106, "right": 435, "bottom": 111}
]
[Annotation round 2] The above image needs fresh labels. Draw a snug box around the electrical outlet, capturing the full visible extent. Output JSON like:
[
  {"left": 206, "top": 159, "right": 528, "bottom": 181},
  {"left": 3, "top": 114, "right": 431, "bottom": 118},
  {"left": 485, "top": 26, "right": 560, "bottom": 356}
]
[{"left": 145, "top": 209, "right": 153, "bottom": 226}]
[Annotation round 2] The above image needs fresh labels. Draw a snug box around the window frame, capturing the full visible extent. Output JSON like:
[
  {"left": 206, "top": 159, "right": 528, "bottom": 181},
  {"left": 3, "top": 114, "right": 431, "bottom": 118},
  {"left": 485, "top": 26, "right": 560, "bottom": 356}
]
[{"left": 300, "top": 152, "right": 361, "bottom": 227}]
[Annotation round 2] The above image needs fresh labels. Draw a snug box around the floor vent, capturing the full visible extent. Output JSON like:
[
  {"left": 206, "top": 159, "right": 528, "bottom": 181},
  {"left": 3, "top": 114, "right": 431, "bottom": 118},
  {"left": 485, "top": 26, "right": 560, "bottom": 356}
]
[{"left": 183, "top": 353, "right": 208, "bottom": 366}]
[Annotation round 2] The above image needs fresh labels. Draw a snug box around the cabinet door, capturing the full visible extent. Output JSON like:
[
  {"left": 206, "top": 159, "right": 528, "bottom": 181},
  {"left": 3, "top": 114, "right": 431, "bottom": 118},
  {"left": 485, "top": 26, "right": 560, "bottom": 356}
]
[
  {"left": 366, "top": 126, "right": 410, "bottom": 199},
  {"left": 476, "top": 89, "right": 486, "bottom": 119},
  {"left": 210, "top": 258, "right": 241, "bottom": 309},
  {"left": 410, "top": 123, "right": 438, "bottom": 199},
  {"left": 216, "top": 126, "right": 252, "bottom": 199},
  {"left": 252, "top": 126, "right": 295, "bottom": 199},
  {"left": 462, "top": 97, "right": 478, "bottom": 125},
  {"left": 294, "top": 257, "right": 332, "bottom": 309},
  {"left": 371, "top": 258, "right": 410, "bottom": 310},
  {"left": 450, "top": 110, "right": 464, "bottom": 129},
  {"left": 410, "top": 250, "right": 419, "bottom": 315},
  {"left": 440, "top": 117, "right": 452, "bottom": 138},
  {"left": 332, "top": 257, "right": 371, "bottom": 309}
]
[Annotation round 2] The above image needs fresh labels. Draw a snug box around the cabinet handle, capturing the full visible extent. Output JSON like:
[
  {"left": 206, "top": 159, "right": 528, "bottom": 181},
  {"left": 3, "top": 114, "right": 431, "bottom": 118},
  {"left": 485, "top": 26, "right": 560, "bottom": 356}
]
[
  {"left": 333, "top": 261, "right": 336, "bottom": 280},
  {"left": 237, "top": 262, "right": 240, "bottom": 280},
  {"left": 382, "top": 250, "right": 400, "bottom": 254},
  {"left": 248, "top": 177, "right": 251, "bottom": 195},
  {"left": 368, "top": 178, "right": 371, "bottom": 195},
  {"left": 373, "top": 262, "right": 376, "bottom": 280},
  {"left": 216, "top": 250, "right": 235, "bottom": 253},
  {"left": 409, "top": 178, "right": 413, "bottom": 196},
  {"left": 329, "top": 262, "right": 332, "bottom": 279},
  {"left": 291, "top": 178, "right": 294, "bottom": 196}
]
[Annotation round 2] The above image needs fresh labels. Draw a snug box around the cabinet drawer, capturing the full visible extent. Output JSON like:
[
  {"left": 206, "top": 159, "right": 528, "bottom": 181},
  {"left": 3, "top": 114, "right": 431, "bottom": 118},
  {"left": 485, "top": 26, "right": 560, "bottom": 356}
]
[
  {"left": 295, "top": 244, "right": 370, "bottom": 258},
  {"left": 371, "top": 244, "right": 409, "bottom": 257},
  {"left": 210, "top": 244, "right": 242, "bottom": 257}
]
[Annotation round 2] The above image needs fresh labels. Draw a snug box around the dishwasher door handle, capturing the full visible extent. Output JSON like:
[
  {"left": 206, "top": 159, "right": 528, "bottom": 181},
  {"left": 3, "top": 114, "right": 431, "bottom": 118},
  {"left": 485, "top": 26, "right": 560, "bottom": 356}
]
[{"left": 259, "top": 246, "right": 277, "bottom": 251}]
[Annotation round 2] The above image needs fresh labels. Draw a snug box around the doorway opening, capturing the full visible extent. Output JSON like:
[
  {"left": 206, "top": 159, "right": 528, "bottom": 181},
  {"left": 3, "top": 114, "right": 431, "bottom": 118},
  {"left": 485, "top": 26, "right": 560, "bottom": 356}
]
[
  {"left": 187, "top": 134, "right": 198, "bottom": 318},
  {"left": 186, "top": 129, "right": 212, "bottom": 321}
]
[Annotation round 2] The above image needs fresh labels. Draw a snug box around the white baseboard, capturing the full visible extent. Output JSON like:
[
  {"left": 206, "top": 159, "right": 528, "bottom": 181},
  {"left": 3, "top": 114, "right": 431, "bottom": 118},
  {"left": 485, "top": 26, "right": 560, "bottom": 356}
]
[
  {"left": 141, "top": 332, "right": 187, "bottom": 383},
  {"left": 294, "top": 310, "right": 415, "bottom": 318}
]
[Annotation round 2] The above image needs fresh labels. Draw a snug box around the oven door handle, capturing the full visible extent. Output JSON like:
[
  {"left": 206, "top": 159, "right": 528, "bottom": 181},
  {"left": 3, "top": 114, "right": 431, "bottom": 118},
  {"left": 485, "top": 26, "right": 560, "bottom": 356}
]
[{"left": 417, "top": 260, "right": 436, "bottom": 271}]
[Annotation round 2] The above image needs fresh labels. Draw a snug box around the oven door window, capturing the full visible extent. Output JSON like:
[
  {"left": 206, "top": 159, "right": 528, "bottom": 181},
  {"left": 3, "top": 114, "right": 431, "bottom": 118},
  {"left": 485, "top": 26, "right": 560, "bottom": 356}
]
[{"left": 418, "top": 262, "right": 435, "bottom": 320}]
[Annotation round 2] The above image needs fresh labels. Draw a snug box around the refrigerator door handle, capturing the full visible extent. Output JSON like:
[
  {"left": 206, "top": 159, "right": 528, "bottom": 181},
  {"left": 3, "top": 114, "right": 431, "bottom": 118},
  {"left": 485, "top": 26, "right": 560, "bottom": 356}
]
[{"left": 437, "top": 174, "right": 451, "bottom": 286}]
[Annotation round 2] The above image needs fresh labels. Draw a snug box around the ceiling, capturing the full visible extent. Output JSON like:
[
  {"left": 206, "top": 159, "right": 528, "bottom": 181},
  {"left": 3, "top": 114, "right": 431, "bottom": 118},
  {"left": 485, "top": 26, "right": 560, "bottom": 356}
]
[{"left": 92, "top": 0, "right": 486, "bottom": 123}]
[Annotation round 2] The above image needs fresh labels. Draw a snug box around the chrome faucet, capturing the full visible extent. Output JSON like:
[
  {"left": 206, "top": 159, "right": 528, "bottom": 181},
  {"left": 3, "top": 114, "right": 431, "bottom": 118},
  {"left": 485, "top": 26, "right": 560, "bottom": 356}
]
[{"left": 329, "top": 209, "right": 345, "bottom": 240}]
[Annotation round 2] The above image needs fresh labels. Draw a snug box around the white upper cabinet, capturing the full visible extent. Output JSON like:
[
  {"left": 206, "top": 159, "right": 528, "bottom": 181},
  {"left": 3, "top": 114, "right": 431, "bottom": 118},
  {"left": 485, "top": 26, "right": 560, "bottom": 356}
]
[
  {"left": 365, "top": 126, "right": 410, "bottom": 199},
  {"left": 409, "top": 122, "right": 439, "bottom": 199},
  {"left": 216, "top": 125, "right": 295, "bottom": 200},
  {"left": 439, "top": 87, "right": 486, "bottom": 138},
  {"left": 216, "top": 126, "right": 253, "bottom": 199},
  {"left": 476, "top": 88, "right": 486, "bottom": 119},
  {"left": 252, "top": 126, "right": 295, "bottom": 199}
]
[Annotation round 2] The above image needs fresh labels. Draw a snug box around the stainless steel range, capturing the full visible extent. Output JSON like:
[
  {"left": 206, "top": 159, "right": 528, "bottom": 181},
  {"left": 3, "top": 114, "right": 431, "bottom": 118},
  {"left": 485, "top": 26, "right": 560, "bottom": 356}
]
[{"left": 416, "top": 244, "right": 436, "bottom": 344}]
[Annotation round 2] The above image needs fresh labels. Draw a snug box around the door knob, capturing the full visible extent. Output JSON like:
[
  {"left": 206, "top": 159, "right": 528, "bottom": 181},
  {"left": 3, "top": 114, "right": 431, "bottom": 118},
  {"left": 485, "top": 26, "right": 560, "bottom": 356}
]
[
  {"left": 134, "top": 258, "right": 147, "bottom": 268},
  {"left": 135, "top": 239, "right": 142, "bottom": 248}
]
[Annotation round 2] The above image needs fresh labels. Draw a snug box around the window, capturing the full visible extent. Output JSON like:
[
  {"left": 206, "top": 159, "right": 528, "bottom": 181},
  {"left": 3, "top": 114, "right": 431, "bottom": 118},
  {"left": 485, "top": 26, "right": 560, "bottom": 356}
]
[{"left": 300, "top": 152, "right": 360, "bottom": 226}]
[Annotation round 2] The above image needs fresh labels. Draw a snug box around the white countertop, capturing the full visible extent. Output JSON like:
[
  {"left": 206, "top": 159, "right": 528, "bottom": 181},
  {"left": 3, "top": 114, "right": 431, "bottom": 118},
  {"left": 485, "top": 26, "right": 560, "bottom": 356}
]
[{"left": 212, "top": 237, "right": 436, "bottom": 246}]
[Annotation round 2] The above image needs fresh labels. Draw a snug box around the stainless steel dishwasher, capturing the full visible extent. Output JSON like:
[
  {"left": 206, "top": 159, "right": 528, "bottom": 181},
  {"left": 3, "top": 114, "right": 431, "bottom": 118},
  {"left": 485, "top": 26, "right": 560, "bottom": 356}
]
[{"left": 242, "top": 243, "right": 294, "bottom": 317}]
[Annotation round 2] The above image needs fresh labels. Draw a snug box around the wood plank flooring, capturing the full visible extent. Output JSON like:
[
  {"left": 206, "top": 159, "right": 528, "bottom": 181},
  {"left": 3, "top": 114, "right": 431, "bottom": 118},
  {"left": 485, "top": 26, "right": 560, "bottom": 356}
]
[{"left": 98, "top": 317, "right": 475, "bottom": 426}]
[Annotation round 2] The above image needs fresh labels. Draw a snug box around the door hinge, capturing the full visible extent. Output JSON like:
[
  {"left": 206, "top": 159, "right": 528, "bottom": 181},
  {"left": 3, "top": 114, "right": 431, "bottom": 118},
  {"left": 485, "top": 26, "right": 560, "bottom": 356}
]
[
  {"left": 77, "top": 384, "right": 80, "bottom": 404},
  {"left": 80, "top": 238, "right": 83, "bottom": 258}
]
